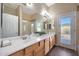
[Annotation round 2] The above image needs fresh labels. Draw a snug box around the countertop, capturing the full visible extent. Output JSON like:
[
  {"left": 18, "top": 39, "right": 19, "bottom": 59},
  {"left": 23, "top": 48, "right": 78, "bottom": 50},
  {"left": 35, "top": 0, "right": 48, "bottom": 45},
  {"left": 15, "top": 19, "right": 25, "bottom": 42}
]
[{"left": 0, "top": 33, "right": 55, "bottom": 56}]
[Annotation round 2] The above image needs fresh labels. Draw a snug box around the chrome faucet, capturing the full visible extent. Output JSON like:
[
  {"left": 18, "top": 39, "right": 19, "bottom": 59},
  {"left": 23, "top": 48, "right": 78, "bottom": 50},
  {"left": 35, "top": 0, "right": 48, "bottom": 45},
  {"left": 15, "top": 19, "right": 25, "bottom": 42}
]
[
  {"left": 21, "top": 36, "right": 27, "bottom": 40},
  {"left": 0, "top": 40, "right": 11, "bottom": 47}
]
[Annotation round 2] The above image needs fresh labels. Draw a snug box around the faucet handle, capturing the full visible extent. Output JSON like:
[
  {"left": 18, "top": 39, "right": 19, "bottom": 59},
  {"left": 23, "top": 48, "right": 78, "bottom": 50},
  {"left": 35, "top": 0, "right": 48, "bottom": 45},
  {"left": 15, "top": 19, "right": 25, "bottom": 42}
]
[
  {"left": 1, "top": 40, "right": 11, "bottom": 47},
  {"left": 21, "top": 36, "right": 27, "bottom": 40}
]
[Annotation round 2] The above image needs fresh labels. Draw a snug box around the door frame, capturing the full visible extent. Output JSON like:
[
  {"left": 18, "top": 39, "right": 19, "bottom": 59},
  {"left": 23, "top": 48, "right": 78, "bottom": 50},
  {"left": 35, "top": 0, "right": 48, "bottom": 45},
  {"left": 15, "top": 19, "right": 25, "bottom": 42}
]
[{"left": 56, "top": 12, "right": 76, "bottom": 50}]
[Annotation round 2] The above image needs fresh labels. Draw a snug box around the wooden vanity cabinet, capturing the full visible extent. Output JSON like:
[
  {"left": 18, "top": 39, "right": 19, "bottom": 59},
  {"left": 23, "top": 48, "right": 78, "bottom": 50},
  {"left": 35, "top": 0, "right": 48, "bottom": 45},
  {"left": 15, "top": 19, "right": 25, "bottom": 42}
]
[
  {"left": 10, "top": 35, "right": 55, "bottom": 56},
  {"left": 49, "top": 36, "right": 53, "bottom": 50},
  {"left": 49, "top": 36, "right": 55, "bottom": 50},
  {"left": 45, "top": 38, "right": 50, "bottom": 55},
  {"left": 25, "top": 43, "right": 39, "bottom": 56},
  {"left": 52, "top": 36, "right": 55, "bottom": 47},
  {"left": 10, "top": 49, "right": 25, "bottom": 56},
  {"left": 25, "top": 46, "right": 34, "bottom": 56},
  {"left": 34, "top": 40, "right": 45, "bottom": 56}
]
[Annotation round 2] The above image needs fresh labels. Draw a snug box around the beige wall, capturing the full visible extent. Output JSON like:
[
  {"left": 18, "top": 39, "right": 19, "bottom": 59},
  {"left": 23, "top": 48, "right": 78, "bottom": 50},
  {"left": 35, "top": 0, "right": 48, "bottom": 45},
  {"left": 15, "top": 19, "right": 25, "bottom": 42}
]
[{"left": 48, "top": 3, "right": 77, "bottom": 15}]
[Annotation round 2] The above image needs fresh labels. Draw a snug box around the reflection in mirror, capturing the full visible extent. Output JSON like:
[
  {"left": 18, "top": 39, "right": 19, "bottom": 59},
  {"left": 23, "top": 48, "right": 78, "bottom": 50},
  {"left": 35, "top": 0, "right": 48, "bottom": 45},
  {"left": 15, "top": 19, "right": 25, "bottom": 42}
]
[
  {"left": 0, "top": 3, "right": 55, "bottom": 39},
  {"left": 43, "top": 19, "right": 54, "bottom": 33},
  {"left": 1, "top": 3, "right": 36, "bottom": 38},
  {"left": 31, "top": 23, "right": 34, "bottom": 34},
  {"left": 22, "top": 20, "right": 32, "bottom": 36},
  {"left": 22, "top": 10, "right": 34, "bottom": 36},
  {"left": 2, "top": 4, "right": 19, "bottom": 38},
  {"left": 34, "top": 15, "right": 55, "bottom": 34}
]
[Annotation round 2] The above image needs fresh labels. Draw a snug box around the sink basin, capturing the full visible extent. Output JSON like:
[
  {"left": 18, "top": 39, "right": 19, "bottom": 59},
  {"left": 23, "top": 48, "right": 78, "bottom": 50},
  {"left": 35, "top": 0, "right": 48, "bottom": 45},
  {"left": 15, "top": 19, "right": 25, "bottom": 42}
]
[
  {"left": 21, "top": 34, "right": 39, "bottom": 43},
  {"left": 23, "top": 36, "right": 37, "bottom": 43}
]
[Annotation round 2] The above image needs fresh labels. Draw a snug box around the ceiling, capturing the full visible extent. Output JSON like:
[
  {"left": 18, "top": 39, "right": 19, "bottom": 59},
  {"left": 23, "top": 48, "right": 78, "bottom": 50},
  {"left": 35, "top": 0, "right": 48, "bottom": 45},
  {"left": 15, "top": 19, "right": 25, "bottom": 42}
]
[
  {"left": 3, "top": 3, "right": 79, "bottom": 21},
  {"left": 4, "top": 3, "right": 48, "bottom": 15},
  {"left": 48, "top": 3, "right": 79, "bottom": 15},
  {"left": 22, "top": 3, "right": 44, "bottom": 15}
]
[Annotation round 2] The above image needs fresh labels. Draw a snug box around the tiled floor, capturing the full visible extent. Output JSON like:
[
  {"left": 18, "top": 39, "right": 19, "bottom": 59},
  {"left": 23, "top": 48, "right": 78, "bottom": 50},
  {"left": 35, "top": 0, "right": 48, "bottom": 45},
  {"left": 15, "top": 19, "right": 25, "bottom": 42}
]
[{"left": 47, "top": 46, "right": 78, "bottom": 56}]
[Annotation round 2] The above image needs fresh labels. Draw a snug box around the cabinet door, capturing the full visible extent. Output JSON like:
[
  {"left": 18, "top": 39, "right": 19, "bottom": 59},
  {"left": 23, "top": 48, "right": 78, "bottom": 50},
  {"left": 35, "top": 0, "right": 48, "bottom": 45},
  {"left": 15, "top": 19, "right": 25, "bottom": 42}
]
[
  {"left": 10, "top": 50, "right": 25, "bottom": 56},
  {"left": 25, "top": 43, "right": 39, "bottom": 56},
  {"left": 52, "top": 36, "right": 55, "bottom": 46},
  {"left": 34, "top": 47, "right": 44, "bottom": 56},
  {"left": 45, "top": 38, "right": 50, "bottom": 55},
  {"left": 34, "top": 40, "right": 45, "bottom": 56},
  {"left": 49, "top": 36, "right": 53, "bottom": 50},
  {"left": 25, "top": 46, "right": 34, "bottom": 56}
]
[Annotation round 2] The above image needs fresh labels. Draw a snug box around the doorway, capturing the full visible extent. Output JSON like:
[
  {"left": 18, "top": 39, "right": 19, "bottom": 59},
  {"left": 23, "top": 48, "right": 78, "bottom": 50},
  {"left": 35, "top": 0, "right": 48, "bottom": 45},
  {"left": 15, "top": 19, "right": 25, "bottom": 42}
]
[{"left": 57, "top": 12, "right": 76, "bottom": 50}]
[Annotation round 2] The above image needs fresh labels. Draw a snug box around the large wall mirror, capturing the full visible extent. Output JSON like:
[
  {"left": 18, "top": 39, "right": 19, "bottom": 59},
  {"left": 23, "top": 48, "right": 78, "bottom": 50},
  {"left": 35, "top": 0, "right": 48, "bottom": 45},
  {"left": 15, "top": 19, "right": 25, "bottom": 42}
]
[
  {"left": 1, "top": 3, "right": 19, "bottom": 38},
  {"left": 0, "top": 3, "right": 55, "bottom": 39},
  {"left": 0, "top": 3, "right": 34, "bottom": 38}
]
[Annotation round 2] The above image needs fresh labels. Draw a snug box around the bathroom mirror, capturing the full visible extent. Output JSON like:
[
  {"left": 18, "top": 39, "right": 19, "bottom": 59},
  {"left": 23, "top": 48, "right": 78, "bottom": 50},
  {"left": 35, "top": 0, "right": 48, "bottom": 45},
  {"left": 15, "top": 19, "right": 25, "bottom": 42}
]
[
  {"left": 0, "top": 3, "right": 55, "bottom": 39},
  {"left": 1, "top": 3, "right": 36, "bottom": 38},
  {"left": 1, "top": 3, "right": 19, "bottom": 38}
]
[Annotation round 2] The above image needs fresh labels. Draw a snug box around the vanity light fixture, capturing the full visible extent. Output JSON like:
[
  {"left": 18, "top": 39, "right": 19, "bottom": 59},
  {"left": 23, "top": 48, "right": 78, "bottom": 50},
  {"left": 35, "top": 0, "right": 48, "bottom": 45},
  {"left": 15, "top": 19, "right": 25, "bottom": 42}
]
[
  {"left": 41, "top": 9, "right": 47, "bottom": 16},
  {"left": 46, "top": 3, "right": 55, "bottom": 7},
  {"left": 41, "top": 9, "right": 52, "bottom": 19},
  {"left": 26, "top": 3, "right": 33, "bottom": 8},
  {"left": 22, "top": 3, "right": 33, "bottom": 8}
]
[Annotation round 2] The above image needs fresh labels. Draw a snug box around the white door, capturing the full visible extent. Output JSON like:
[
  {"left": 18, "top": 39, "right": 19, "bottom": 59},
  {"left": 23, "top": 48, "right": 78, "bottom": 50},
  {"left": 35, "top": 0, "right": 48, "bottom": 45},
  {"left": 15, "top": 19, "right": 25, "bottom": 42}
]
[{"left": 58, "top": 12, "right": 76, "bottom": 50}]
